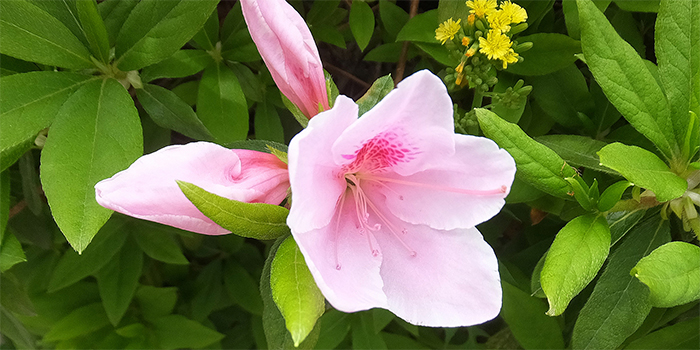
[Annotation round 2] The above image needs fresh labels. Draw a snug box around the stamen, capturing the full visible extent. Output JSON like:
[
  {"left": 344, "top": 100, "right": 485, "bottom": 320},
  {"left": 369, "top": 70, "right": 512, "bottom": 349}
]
[
  {"left": 359, "top": 174, "right": 507, "bottom": 196},
  {"left": 332, "top": 191, "right": 347, "bottom": 271}
]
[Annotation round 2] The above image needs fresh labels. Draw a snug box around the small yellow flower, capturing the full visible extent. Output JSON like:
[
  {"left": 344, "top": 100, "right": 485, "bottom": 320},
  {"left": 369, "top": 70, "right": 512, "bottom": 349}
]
[
  {"left": 467, "top": 14, "right": 476, "bottom": 26},
  {"left": 466, "top": 47, "right": 477, "bottom": 57},
  {"left": 500, "top": 1, "right": 528, "bottom": 24},
  {"left": 487, "top": 10, "right": 511, "bottom": 33},
  {"left": 478, "top": 30, "right": 512, "bottom": 60},
  {"left": 466, "top": 0, "right": 498, "bottom": 18},
  {"left": 500, "top": 49, "right": 519, "bottom": 68},
  {"left": 435, "top": 18, "right": 462, "bottom": 45},
  {"left": 462, "top": 36, "right": 471, "bottom": 47}
]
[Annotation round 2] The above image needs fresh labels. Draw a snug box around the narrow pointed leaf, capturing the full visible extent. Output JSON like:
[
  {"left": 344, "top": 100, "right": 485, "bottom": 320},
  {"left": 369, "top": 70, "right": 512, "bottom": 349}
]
[
  {"left": 152, "top": 315, "right": 224, "bottom": 350},
  {"left": 76, "top": 0, "right": 110, "bottom": 63},
  {"left": 137, "top": 83, "right": 213, "bottom": 141},
  {"left": 357, "top": 75, "right": 394, "bottom": 116},
  {"left": 349, "top": 0, "right": 374, "bottom": 51},
  {"left": 96, "top": 237, "right": 143, "bottom": 326},
  {"left": 224, "top": 260, "right": 263, "bottom": 315},
  {"left": 197, "top": 62, "right": 249, "bottom": 143},
  {"left": 43, "top": 303, "right": 110, "bottom": 342},
  {"left": 598, "top": 181, "right": 632, "bottom": 212}
]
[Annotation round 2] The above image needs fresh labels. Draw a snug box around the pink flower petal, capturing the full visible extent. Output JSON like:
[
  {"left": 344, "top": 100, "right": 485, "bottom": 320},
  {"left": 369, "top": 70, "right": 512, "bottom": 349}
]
[
  {"left": 380, "top": 134, "right": 516, "bottom": 230},
  {"left": 332, "top": 70, "right": 455, "bottom": 176},
  {"left": 287, "top": 96, "right": 357, "bottom": 233},
  {"left": 241, "top": 0, "right": 328, "bottom": 118},
  {"left": 95, "top": 142, "right": 289, "bottom": 235}
]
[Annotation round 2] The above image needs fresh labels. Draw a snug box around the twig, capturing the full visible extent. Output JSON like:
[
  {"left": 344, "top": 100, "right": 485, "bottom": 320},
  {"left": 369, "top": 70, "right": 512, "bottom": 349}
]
[
  {"left": 324, "top": 62, "right": 371, "bottom": 89},
  {"left": 394, "top": 0, "right": 420, "bottom": 85}
]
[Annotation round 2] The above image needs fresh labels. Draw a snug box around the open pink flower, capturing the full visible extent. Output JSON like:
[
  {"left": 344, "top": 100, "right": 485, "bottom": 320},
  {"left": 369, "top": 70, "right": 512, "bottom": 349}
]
[
  {"left": 287, "top": 70, "right": 516, "bottom": 327},
  {"left": 95, "top": 142, "right": 289, "bottom": 235},
  {"left": 241, "top": 0, "right": 329, "bottom": 119}
]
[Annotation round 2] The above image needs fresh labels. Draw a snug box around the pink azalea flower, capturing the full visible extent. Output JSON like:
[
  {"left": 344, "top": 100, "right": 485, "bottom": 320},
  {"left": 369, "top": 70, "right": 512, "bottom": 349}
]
[
  {"left": 241, "top": 0, "right": 329, "bottom": 119},
  {"left": 95, "top": 142, "right": 289, "bottom": 235},
  {"left": 287, "top": 70, "right": 516, "bottom": 327}
]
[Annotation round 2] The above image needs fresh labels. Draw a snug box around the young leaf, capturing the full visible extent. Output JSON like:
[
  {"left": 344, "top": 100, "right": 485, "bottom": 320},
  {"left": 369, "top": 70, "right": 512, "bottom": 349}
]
[
  {"left": 136, "top": 83, "right": 214, "bottom": 141},
  {"left": 572, "top": 216, "right": 671, "bottom": 350},
  {"left": 40, "top": 78, "right": 143, "bottom": 253},
  {"left": 270, "top": 236, "right": 325, "bottom": 347},
  {"left": 598, "top": 142, "right": 687, "bottom": 202},
  {"left": 0, "top": 0, "right": 94, "bottom": 69},
  {"left": 476, "top": 108, "right": 576, "bottom": 199},
  {"left": 577, "top": 0, "right": 678, "bottom": 160},
  {"left": 501, "top": 281, "right": 565, "bottom": 349},
  {"left": 506, "top": 33, "right": 582, "bottom": 76},
  {"left": 177, "top": 181, "right": 290, "bottom": 240},
  {"left": 95, "top": 237, "right": 143, "bottom": 326},
  {"left": 97, "top": 0, "right": 138, "bottom": 46},
  {"left": 598, "top": 181, "right": 632, "bottom": 212},
  {"left": 43, "top": 302, "right": 111, "bottom": 342},
  {"left": 197, "top": 62, "right": 249, "bottom": 143},
  {"left": 631, "top": 241, "right": 700, "bottom": 308},
  {"left": 0, "top": 72, "right": 97, "bottom": 157},
  {"left": 535, "top": 135, "right": 614, "bottom": 174},
  {"left": 115, "top": 0, "right": 218, "bottom": 71},
  {"left": 357, "top": 75, "right": 394, "bottom": 116},
  {"left": 151, "top": 314, "right": 224, "bottom": 349},
  {"left": 656, "top": 0, "right": 700, "bottom": 155},
  {"left": 541, "top": 214, "right": 610, "bottom": 315},
  {"left": 140, "top": 50, "right": 212, "bottom": 83},
  {"left": 76, "top": 0, "right": 111, "bottom": 64},
  {"left": 349, "top": 0, "right": 374, "bottom": 51}
]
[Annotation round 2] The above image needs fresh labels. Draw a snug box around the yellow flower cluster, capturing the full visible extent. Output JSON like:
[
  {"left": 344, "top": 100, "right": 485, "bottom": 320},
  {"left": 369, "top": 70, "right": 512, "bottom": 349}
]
[
  {"left": 435, "top": 18, "right": 462, "bottom": 45},
  {"left": 478, "top": 0, "right": 528, "bottom": 68},
  {"left": 466, "top": 0, "right": 498, "bottom": 18}
]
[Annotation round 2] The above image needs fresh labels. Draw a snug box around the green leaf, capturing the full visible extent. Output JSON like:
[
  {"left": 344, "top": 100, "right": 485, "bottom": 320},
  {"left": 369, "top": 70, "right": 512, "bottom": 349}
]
[
  {"left": 76, "top": 0, "right": 110, "bottom": 63},
  {"left": 0, "top": 0, "right": 93, "bottom": 69},
  {"left": 614, "top": 0, "right": 659, "bottom": 12},
  {"left": 379, "top": 0, "right": 408, "bottom": 40},
  {"left": 0, "top": 72, "right": 96, "bottom": 157},
  {"left": 0, "top": 54, "right": 37, "bottom": 76},
  {"left": 40, "top": 78, "right": 143, "bottom": 252},
  {"left": 0, "top": 232, "right": 27, "bottom": 272},
  {"left": 0, "top": 171, "right": 9, "bottom": 240},
  {"left": 192, "top": 9, "right": 219, "bottom": 51},
  {"left": 598, "top": 181, "right": 633, "bottom": 212},
  {"left": 314, "top": 309, "right": 351, "bottom": 350},
  {"left": 95, "top": 236, "right": 143, "bottom": 326},
  {"left": 197, "top": 62, "right": 249, "bottom": 143},
  {"left": 437, "top": 0, "right": 469, "bottom": 24},
  {"left": 578, "top": 0, "right": 677, "bottom": 160},
  {"left": 140, "top": 50, "right": 212, "bottom": 83},
  {"left": 590, "top": 80, "right": 623, "bottom": 136},
  {"left": 97, "top": 0, "right": 138, "bottom": 46},
  {"left": 598, "top": 142, "right": 687, "bottom": 202},
  {"left": 413, "top": 42, "right": 457, "bottom": 67},
  {"left": 656, "top": 0, "right": 700, "bottom": 157},
  {"left": 271, "top": 236, "right": 325, "bottom": 347},
  {"left": 476, "top": 108, "right": 576, "bottom": 199},
  {"left": 19, "top": 152, "right": 42, "bottom": 216},
  {"left": 357, "top": 75, "right": 394, "bottom": 116},
  {"left": 396, "top": 10, "right": 437, "bottom": 44},
  {"left": 349, "top": 0, "right": 374, "bottom": 51},
  {"left": 562, "top": 0, "right": 612, "bottom": 40},
  {"left": 607, "top": 209, "right": 646, "bottom": 246},
  {"left": 571, "top": 215, "right": 670, "bottom": 350},
  {"left": 115, "top": 0, "right": 218, "bottom": 71},
  {"left": 0, "top": 306, "right": 36, "bottom": 349},
  {"left": 530, "top": 64, "right": 594, "bottom": 128},
  {"left": 631, "top": 241, "right": 700, "bottom": 308},
  {"left": 190, "top": 260, "right": 223, "bottom": 322},
  {"left": 137, "top": 83, "right": 213, "bottom": 141},
  {"left": 364, "top": 42, "right": 404, "bottom": 63},
  {"left": 221, "top": 30, "right": 261, "bottom": 63},
  {"left": 177, "top": 181, "right": 290, "bottom": 240},
  {"left": 254, "top": 100, "right": 285, "bottom": 143},
  {"left": 132, "top": 222, "right": 189, "bottom": 265},
  {"left": 43, "top": 302, "right": 110, "bottom": 342},
  {"left": 535, "top": 135, "right": 614, "bottom": 174},
  {"left": 261, "top": 237, "right": 321, "bottom": 350},
  {"left": 625, "top": 317, "right": 700, "bottom": 349},
  {"left": 506, "top": 34, "right": 582, "bottom": 76},
  {"left": 223, "top": 260, "right": 264, "bottom": 315},
  {"left": 530, "top": 251, "right": 547, "bottom": 298},
  {"left": 48, "top": 218, "right": 129, "bottom": 292},
  {"left": 171, "top": 80, "right": 199, "bottom": 106},
  {"left": 27, "top": 0, "right": 88, "bottom": 48},
  {"left": 501, "top": 282, "right": 564, "bottom": 349},
  {"left": 135, "top": 286, "right": 178, "bottom": 321},
  {"left": 352, "top": 313, "right": 387, "bottom": 350},
  {"left": 541, "top": 214, "right": 610, "bottom": 315},
  {"left": 225, "top": 139, "right": 289, "bottom": 154},
  {"left": 152, "top": 314, "right": 225, "bottom": 350}
]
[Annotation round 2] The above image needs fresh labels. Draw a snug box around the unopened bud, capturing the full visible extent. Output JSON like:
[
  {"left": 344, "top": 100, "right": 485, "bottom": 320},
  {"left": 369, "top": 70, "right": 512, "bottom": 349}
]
[
  {"left": 514, "top": 42, "right": 533, "bottom": 53},
  {"left": 509, "top": 23, "right": 529, "bottom": 35},
  {"left": 487, "top": 77, "right": 498, "bottom": 86},
  {"left": 475, "top": 19, "right": 486, "bottom": 32}
]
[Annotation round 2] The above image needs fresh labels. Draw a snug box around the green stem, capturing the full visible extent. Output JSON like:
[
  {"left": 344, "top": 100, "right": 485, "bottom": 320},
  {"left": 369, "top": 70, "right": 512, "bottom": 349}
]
[{"left": 471, "top": 89, "right": 484, "bottom": 110}]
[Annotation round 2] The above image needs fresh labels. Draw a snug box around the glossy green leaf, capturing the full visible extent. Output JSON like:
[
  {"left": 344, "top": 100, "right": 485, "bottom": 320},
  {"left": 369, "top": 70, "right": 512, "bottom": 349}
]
[
  {"left": 476, "top": 108, "right": 576, "bottom": 198},
  {"left": 656, "top": 0, "right": 700, "bottom": 156},
  {"left": 437, "top": 0, "right": 469, "bottom": 24},
  {"left": 0, "top": 54, "right": 37, "bottom": 76},
  {"left": 140, "top": 50, "right": 212, "bottom": 82},
  {"left": 95, "top": 237, "right": 143, "bottom": 326},
  {"left": 0, "top": 232, "right": 27, "bottom": 272},
  {"left": 396, "top": 10, "right": 437, "bottom": 44},
  {"left": 530, "top": 64, "right": 594, "bottom": 128},
  {"left": 357, "top": 75, "right": 394, "bottom": 116},
  {"left": 40, "top": 78, "right": 143, "bottom": 252},
  {"left": 97, "top": 0, "right": 138, "bottom": 46},
  {"left": 152, "top": 314, "right": 224, "bottom": 350},
  {"left": 135, "top": 286, "right": 178, "bottom": 321},
  {"left": 349, "top": 0, "right": 374, "bottom": 51},
  {"left": 177, "top": 181, "right": 290, "bottom": 240},
  {"left": 598, "top": 142, "right": 687, "bottom": 202},
  {"left": 271, "top": 236, "right": 325, "bottom": 347},
  {"left": 223, "top": 260, "right": 263, "bottom": 315},
  {"left": 614, "top": 0, "right": 659, "bottom": 12},
  {"left": 541, "top": 214, "right": 610, "bottom": 315},
  {"left": 631, "top": 241, "right": 700, "bottom": 308},
  {"left": 115, "top": 0, "right": 218, "bottom": 71},
  {"left": 608, "top": 209, "right": 646, "bottom": 246},
  {"left": 378, "top": 0, "right": 408, "bottom": 40},
  {"left": 535, "top": 135, "right": 614, "bottom": 174},
  {"left": 192, "top": 10, "right": 219, "bottom": 51},
  {"left": 562, "top": 0, "right": 612, "bottom": 40},
  {"left": 197, "top": 62, "right": 249, "bottom": 143},
  {"left": 598, "top": 181, "right": 633, "bottom": 212},
  {"left": 254, "top": 100, "right": 285, "bottom": 143},
  {"left": 507, "top": 34, "right": 582, "bottom": 76},
  {"left": 132, "top": 222, "right": 189, "bottom": 265},
  {"left": 590, "top": 80, "right": 623, "bottom": 136},
  {"left": 530, "top": 251, "right": 547, "bottom": 298},
  {"left": 625, "top": 317, "right": 700, "bottom": 349},
  {"left": 191, "top": 260, "right": 222, "bottom": 321},
  {"left": 352, "top": 312, "right": 387, "bottom": 350},
  {"left": 47, "top": 218, "right": 128, "bottom": 292},
  {"left": 229, "top": 62, "right": 265, "bottom": 103},
  {"left": 0, "top": 0, "right": 93, "bottom": 69},
  {"left": 501, "top": 282, "right": 564, "bottom": 349},
  {"left": 27, "top": 0, "right": 88, "bottom": 47},
  {"left": 19, "top": 152, "right": 42, "bottom": 216},
  {"left": 0, "top": 72, "right": 96, "bottom": 157},
  {"left": 137, "top": 83, "right": 213, "bottom": 141},
  {"left": 76, "top": 0, "right": 110, "bottom": 63},
  {"left": 578, "top": 0, "right": 677, "bottom": 160},
  {"left": 43, "top": 302, "right": 110, "bottom": 342},
  {"left": 571, "top": 216, "right": 670, "bottom": 350},
  {"left": 314, "top": 310, "right": 351, "bottom": 350}
]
